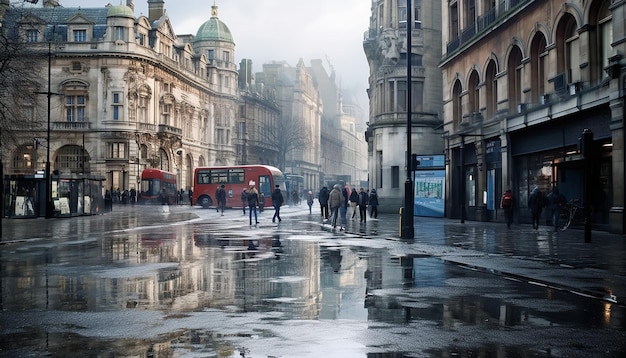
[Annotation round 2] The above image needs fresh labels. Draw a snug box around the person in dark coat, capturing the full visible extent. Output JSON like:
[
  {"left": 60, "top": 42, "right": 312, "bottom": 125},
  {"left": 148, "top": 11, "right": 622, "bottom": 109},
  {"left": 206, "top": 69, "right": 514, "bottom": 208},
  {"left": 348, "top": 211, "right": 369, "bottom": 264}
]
[
  {"left": 271, "top": 184, "right": 284, "bottom": 223},
  {"left": 357, "top": 187, "right": 369, "bottom": 223},
  {"left": 368, "top": 189, "right": 379, "bottom": 218},
  {"left": 349, "top": 188, "right": 359, "bottom": 219},
  {"left": 247, "top": 185, "right": 259, "bottom": 225},
  {"left": 528, "top": 187, "right": 545, "bottom": 230},
  {"left": 318, "top": 186, "right": 330, "bottom": 219},
  {"left": 500, "top": 189, "right": 515, "bottom": 228},
  {"left": 216, "top": 184, "right": 226, "bottom": 215},
  {"left": 546, "top": 186, "right": 566, "bottom": 231}
]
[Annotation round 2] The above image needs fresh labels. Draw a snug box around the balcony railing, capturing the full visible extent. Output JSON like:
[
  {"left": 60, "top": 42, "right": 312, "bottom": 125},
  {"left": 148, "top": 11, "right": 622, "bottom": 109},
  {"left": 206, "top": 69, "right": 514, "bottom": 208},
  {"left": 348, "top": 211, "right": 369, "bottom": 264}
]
[
  {"left": 158, "top": 124, "right": 182, "bottom": 136},
  {"left": 52, "top": 121, "right": 91, "bottom": 131},
  {"left": 446, "top": 0, "right": 533, "bottom": 55}
]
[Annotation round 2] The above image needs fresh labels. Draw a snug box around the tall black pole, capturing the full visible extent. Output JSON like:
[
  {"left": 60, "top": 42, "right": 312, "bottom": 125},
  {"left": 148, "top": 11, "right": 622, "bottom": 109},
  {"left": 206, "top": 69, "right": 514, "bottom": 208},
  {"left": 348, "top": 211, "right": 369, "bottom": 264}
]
[
  {"left": 45, "top": 42, "right": 53, "bottom": 218},
  {"left": 402, "top": 0, "right": 414, "bottom": 239},
  {"left": 460, "top": 136, "right": 465, "bottom": 223}
]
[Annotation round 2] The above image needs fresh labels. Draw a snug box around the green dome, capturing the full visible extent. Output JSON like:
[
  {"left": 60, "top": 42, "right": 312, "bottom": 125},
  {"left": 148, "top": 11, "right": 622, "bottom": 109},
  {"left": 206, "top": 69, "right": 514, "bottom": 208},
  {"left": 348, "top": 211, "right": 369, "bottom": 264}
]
[
  {"left": 107, "top": 5, "right": 134, "bottom": 19},
  {"left": 196, "top": 16, "right": 233, "bottom": 43}
]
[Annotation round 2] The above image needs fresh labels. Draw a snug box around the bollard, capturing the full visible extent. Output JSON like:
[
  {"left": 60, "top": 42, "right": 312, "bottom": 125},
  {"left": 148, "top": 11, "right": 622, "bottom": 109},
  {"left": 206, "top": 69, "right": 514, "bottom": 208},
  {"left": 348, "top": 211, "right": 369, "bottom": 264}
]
[{"left": 399, "top": 207, "right": 403, "bottom": 237}]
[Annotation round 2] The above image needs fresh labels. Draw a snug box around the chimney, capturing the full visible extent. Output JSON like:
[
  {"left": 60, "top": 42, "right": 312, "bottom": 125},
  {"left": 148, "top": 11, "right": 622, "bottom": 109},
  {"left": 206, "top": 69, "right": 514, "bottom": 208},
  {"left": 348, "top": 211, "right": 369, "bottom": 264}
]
[
  {"left": 147, "top": 0, "right": 165, "bottom": 21},
  {"left": 126, "top": 0, "right": 134, "bottom": 11}
]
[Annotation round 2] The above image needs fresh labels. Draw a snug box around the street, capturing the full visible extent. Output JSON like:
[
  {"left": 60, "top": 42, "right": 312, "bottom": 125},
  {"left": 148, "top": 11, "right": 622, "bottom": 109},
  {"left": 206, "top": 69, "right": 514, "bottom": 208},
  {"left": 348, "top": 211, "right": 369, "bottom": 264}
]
[{"left": 1, "top": 203, "right": 626, "bottom": 357}]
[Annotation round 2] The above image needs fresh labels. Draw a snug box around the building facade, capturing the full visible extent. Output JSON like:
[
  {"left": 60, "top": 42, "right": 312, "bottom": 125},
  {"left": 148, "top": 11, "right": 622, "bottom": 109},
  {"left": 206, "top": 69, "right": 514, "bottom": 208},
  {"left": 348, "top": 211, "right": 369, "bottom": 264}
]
[
  {"left": 363, "top": 0, "right": 444, "bottom": 212},
  {"left": 441, "top": 0, "right": 624, "bottom": 232},
  {"left": 1, "top": 1, "right": 280, "bottom": 211},
  {"left": 255, "top": 61, "right": 323, "bottom": 192}
]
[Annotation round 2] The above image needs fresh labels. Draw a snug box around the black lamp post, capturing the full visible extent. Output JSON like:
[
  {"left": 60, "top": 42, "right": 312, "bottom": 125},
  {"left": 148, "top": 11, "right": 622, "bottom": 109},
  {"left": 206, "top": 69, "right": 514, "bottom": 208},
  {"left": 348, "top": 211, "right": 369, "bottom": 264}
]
[
  {"left": 402, "top": 0, "right": 415, "bottom": 239},
  {"left": 44, "top": 42, "right": 53, "bottom": 218}
]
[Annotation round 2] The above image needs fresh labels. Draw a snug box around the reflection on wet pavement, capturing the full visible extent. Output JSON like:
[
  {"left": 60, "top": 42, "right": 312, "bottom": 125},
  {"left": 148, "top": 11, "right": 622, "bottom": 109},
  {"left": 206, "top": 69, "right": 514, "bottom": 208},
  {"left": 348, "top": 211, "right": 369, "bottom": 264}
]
[{"left": 1, "top": 206, "right": 625, "bottom": 357}]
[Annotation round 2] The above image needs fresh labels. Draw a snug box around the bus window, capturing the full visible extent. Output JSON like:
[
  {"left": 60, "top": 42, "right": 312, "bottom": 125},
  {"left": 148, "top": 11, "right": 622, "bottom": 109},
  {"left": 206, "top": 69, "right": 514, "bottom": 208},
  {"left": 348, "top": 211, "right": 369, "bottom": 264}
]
[
  {"left": 258, "top": 175, "right": 271, "bottom": 197},
  {"left": 229, "top": 169, "right": 245, "bottom": 184}
]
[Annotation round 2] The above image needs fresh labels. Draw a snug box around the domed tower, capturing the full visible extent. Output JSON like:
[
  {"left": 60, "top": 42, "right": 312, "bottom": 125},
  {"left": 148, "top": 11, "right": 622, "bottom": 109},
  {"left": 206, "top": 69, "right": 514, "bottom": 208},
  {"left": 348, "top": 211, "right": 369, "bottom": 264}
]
[{"left": 194, "top": 3, "right": 237, "bottom": 95}]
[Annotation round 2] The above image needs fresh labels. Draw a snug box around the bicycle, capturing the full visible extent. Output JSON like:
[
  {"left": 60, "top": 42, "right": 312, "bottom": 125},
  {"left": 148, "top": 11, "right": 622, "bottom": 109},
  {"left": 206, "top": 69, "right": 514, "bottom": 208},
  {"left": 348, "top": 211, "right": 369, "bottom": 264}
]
[{"left": 558, "top": 199, "right": 588, "bottom": 231}]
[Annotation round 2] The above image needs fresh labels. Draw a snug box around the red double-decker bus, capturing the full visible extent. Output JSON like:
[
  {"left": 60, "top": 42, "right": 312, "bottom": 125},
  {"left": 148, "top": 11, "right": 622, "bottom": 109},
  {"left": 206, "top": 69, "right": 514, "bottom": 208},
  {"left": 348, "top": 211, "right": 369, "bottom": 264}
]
[
  {"left": 192, "top": 165, "right": 285, "bottom": 209},
  {"left": 138, "top": 169, "right": 177, "bottom": 204}
]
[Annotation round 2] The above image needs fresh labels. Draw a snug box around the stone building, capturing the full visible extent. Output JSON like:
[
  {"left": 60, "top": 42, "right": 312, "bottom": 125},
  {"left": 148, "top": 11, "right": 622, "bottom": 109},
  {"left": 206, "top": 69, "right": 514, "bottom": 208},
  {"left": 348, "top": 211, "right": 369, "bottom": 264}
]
[
  {"left": 363, "top": 0, "right": 444, "bottom": 212},
  {"left": 440, "top": 0, "right": 623, "bottom": 232},
  {"left": 1, "top": 1, "right": 262, "bottom": 202},
  {"left": 255, "top": 60, "right": 323, "bottom": 192}
]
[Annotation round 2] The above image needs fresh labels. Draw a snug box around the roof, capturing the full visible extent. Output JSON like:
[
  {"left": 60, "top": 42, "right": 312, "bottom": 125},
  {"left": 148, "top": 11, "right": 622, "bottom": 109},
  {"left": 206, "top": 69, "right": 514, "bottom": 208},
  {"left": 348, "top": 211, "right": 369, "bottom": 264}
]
[
  {"left": 107, "top": 5, "right": 134, "bottom": 19},
  {"left": 194, "top": 5, "right": 233, "bottom": 43},
  {"left": 6, "top": 7, "right": 110, "bottom": 42},
  {"left": 195, "top": 17, "right": 233, "bottom": 43}
]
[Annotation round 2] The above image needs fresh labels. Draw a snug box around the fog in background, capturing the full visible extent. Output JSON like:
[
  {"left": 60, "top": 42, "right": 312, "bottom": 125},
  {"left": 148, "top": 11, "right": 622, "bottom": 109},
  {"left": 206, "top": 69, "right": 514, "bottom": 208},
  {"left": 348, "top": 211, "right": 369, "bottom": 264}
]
[{"left": 31, "top": 0, "right": 372, "bottom": 108}]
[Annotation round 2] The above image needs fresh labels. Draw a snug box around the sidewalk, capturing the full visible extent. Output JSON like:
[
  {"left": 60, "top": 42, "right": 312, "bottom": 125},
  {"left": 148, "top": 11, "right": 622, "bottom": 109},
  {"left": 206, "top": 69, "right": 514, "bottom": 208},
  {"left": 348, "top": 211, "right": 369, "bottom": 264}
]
[{"left": 2, "top": 205, "right": 626, "bottom": 306}]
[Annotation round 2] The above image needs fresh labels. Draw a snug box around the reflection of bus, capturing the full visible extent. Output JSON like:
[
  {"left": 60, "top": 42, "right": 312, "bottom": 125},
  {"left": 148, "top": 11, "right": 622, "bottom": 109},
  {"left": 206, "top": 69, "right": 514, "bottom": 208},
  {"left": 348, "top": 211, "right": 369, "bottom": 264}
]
[
  {"left": 193, "top": 165, "right": 285, "bottom": 208},
  {"left": 138, "top": 169, "right": 177, "bottom": 204}
]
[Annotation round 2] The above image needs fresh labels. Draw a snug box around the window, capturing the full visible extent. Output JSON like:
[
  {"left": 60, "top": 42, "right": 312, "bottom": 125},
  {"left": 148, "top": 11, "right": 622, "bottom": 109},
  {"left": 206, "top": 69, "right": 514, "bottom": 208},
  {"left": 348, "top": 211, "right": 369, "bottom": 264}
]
[
  {"left": 12, "top": 144, "right": 35, "bottom": 172},
  {"left": 112, "top": 92, "right": 122, "bottom": 120},
  {"left": 73, "top": 29, "right": 87, "bottom": 42},
  {"left": 468, "top": 70, "right": 480, "bottom": 114},
  {"left": 452, "top": 80, "right": 462, "bottom": 126},
  {"left": 216, "top": 128, "right": 225, "bottom": 144},
  {"left": 109, "top": 142, "right": 126, "bottom": 159},
  {"left": 392, "top": 166, "right": 400, "bottom": 189},
  {"left": 137, "top": 33, "right": 145, "bottom": 46},
  {"left": 397, "top": 81, "right": 407, "bottom": 111},
  {"left": 530, "top": 33, "right": 547, "bottom": 102},
  {"left": 485, "top": 60, "right": 497, "bottom": 118},
  {"left": 223, "top": 51, "right": 230, "bottom": 63},
  {"left": 26, "top": 30, "right": 38, "bottom": 42},
  {"left": 507, "top": 46, "right": 523, "bottom": 111},
  {"left": 114, "top": 26, "right": 125, "bottom": 41},
  {"left": 57, "top": 145, "right": 89, "bottom": 173},
  {"left": 207, "top": 49, "right": 214, "bottom": 60},
  {"left": 161, "top": 104, "right": 171, "bottom": 124},
  {"left": 66, "top": 95, "right": 86, "bottom": 122}
]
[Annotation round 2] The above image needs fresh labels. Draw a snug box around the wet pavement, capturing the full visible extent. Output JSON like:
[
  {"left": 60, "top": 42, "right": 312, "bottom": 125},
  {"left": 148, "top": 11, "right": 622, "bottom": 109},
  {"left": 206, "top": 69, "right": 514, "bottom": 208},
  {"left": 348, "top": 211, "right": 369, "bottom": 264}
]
[{"left": 1, "top": 204, "right": 626, "bottom": 357}]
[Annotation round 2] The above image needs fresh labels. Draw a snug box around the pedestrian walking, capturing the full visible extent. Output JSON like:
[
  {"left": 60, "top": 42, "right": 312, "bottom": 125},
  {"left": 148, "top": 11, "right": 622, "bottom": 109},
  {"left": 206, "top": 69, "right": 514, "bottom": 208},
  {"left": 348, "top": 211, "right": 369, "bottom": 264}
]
[
  {"left": 272, "top": 184, "right": 284, "bottom": 223},
  {"left": 247, "top": 183, "right": 259, "bottom": 225},
  {"left": 340, "top": 184, "right": 349, "bottom": 228},
  {"left": 500, "top": 189, "right": 515, "bottom": 228},
  {"left": 130, "top": 187, "right": 136, "bottom": 205},
  {"left": 357, "top": 187, "right": 369, "bottom": 223},
  {"left": 241, "top": 188, "right": 248, "bottom": 215},
  {"left": 528, "top": 186, "right": 545, "bottom": 230},
  {"left": 188, "top": 189, "right": 193, "bottom": 206},
  {"left": 369, "top": 188, "right": 379, "bottom": 218},
  {"left": 306, "top": 190, "right": 314, "bottom": 214},
  {"left": 319, "top": 186, "right": 329, "bottom": 220},
  {"left": 216, "top": 184, "right": 226, "bottom": 215},
  {"left": 546, "top": 186, "right": 566, "bottom": 231},
  {"left": 349, "top": 188, "right": 358, "bottom": 219},
  {"left": 328, "top": 184, "right": 343, "bottom": 230}
]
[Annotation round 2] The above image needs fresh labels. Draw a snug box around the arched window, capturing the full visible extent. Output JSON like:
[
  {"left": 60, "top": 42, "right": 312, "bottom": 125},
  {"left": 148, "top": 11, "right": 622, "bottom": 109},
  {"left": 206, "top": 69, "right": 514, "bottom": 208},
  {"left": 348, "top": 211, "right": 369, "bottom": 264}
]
[
  {"left": 590, "top": 0, "right": 612, "bottom": 84},
  {"left": 468, "top": 70, "right": 480, "bottom": 115},
  {"left": 507, "top": 46, "right": 523, "bottom": 112},
  {"left": 61, "top": 80, "right": 89, "bottom": 122},
  {"left": 530, "top": 33, "right": 547, "bottom": 102},
  {"left": 485, "top": 60, "right": 497, "bottom": 119},
  {"left": 57, "top": 145, "right": 90, "bottom": 174},
  {"left": 556, "top": 13, "right": 578, "bottom": 84},
  {"left": 159, "top": 148, "right": 170, "bottom": 171},
  {"left": 452, "top": 79, "right": 463, "bottom": 127}
]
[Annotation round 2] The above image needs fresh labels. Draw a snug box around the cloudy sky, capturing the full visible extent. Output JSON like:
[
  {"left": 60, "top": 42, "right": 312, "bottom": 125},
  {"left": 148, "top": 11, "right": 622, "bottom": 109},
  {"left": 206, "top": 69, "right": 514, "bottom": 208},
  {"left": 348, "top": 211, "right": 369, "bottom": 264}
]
[{"left": 31, "top": 0, "right": 372, "bottom": 107}]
